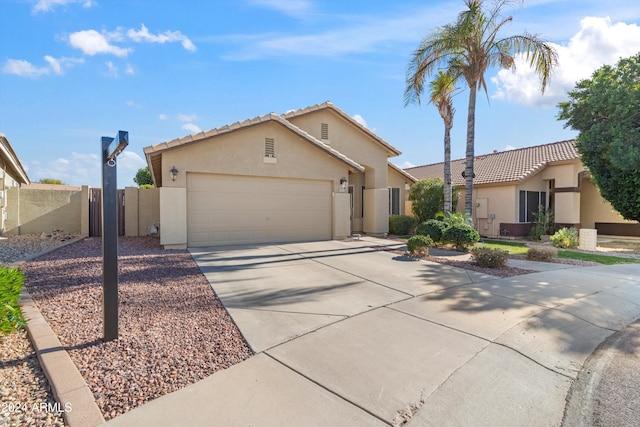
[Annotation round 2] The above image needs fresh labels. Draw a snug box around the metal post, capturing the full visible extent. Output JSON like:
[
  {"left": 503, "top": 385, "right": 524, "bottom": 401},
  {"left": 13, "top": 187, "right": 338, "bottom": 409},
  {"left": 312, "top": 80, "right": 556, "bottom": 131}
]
[{"left": 102, "top": 131, "right": 128, "bottom": 341}]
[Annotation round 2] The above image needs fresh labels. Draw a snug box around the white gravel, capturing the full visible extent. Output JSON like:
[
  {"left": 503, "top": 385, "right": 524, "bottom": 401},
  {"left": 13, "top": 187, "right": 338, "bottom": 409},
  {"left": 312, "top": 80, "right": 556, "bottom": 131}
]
[{"left": 4, "top": 236, "right": 253, "bottom": 422}]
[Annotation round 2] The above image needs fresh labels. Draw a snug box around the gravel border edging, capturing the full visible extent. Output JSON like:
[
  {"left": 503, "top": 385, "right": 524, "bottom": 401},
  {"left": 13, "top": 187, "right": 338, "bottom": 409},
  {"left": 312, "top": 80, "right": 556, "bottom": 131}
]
[
  {"left": 21, "top": 289, "right": 105, "bottom": 427},
  {"left": 7, "top": 235, "right": 86, "bottom": 267}
]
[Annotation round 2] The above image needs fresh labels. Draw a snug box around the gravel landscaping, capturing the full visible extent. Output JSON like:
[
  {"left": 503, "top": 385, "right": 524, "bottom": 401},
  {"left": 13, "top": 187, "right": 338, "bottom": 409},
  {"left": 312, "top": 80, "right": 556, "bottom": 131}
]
[{"left": 7, "top": 236, "right": 253, "bottom": 421}]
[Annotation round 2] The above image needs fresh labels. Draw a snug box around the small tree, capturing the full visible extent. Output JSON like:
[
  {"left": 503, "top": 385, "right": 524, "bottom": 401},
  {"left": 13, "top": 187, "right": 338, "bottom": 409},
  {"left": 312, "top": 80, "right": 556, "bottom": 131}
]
[
  {"left": 409, "top": 178, "right": 445, "bottom": 223},
  {"left": 134, "top": 167, "right": 154, "bottom": 188},
  {"left": 38, "top": 178, "right": 64, "bottom": 185},
  {"left": 410, "top": 179, "right": 461, "bottom": 223},
  {"left": 558, "top": 53, "right": 640, "bottom": 221}
]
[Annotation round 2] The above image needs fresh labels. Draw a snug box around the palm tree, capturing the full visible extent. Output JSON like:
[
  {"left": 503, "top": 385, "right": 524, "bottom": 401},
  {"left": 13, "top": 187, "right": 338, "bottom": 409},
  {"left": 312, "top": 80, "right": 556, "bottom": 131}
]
[
  {"left": 429, "top": 70, "right": 456, "bottom": 213},
  {"left": 405, "top": 0, "right": 558, "bottom": 217}
]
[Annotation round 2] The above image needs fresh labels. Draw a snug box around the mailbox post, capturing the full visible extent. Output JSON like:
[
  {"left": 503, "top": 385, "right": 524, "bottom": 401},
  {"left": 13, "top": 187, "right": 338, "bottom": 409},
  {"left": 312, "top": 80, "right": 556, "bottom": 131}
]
[{"left": 102, "top": 131, "right": 128, "bottom": 341}]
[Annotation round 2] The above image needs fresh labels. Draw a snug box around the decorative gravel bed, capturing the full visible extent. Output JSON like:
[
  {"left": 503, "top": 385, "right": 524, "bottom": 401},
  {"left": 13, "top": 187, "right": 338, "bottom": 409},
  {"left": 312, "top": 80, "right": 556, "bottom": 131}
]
[
  {"left": 19, "top": 237, "right": 253, "bottom": 421},
  {"left": 0, "top": 330, "right": 65, "bottom": 427}
]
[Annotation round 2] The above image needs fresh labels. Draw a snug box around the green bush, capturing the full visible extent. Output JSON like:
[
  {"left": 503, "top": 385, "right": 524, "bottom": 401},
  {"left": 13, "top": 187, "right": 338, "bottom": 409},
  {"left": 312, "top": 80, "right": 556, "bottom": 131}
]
[
  {"left": 550, "top": 227, "right": 579, "bottom": 249},
  {"left": 388, "top": 215, "right": 418, "bottom": 235},
  {"left": 406, "top": 235, "right": 434, "bottom": 257},
  {"left": 526, "top": 245, "right": 558, "bottom": 262},
  {"left": 416, "top": 219, "right": 448, "bottom": 243},
  {"left": 470, "top": 247, "right": 509, "bottom": 269},
  {"left": 530, "top": 207, "right": 555, "bottom": 241},
  {"left": 1, "top": 267, "right": 25, "bottom": 334},
  {"left": 443, "top": 223, "right": 480, "bottom": 252}
]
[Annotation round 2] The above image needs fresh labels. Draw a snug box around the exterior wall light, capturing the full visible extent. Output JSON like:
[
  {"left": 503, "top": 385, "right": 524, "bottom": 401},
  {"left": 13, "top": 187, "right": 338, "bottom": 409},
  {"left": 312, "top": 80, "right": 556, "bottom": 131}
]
[
  {"left": 170, "top": 166, "right": 179, "bottom": 182},
  {"left": 340, "top": 177, "right": 348, "bottom": 190}
]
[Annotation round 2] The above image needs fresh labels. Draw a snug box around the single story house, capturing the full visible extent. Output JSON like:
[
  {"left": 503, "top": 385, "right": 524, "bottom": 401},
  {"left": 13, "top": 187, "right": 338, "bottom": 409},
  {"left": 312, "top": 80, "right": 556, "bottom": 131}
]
[
  {"left": 1, "top": 134, "right": 30, "bottom": 234},
  {"left": 144, "top": 102, "right": 416, "bottom": 248},
  {"left": 405, "top": 140, "right": 639, "bottom": 238}
]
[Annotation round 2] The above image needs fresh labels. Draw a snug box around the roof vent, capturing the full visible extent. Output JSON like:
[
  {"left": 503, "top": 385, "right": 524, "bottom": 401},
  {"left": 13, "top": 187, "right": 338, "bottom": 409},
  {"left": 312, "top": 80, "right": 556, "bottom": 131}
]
[
  {"left": 321, "top": 123, "right": 329, "bottom": 140},
  {"left": 265, "top": 138, "right": 275, "bottom": 157}
]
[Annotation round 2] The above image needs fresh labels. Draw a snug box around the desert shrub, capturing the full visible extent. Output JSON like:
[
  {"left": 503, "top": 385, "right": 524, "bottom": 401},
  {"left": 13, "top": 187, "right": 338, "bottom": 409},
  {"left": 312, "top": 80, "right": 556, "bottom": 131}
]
[
  {"left": 389, "top": 215, "right": 418, "bottom": 235},
  {"left": 443, "top": 223, "right": 480, "bottom": 252},
  {"left": 530, "top": 207, "right": 555, "bottom": 241},
  {"left": 416, "top": 219, "right": 448, "bottom": 243},
  {"left": 550, "top": 227, "right": 579, "bottom": 249},
  {"left": 1, "top": 267, "right": 25, "bottom": 334},
  {"left": 526, "top": 245, "right": 558, "bottom": 262},
  {"left": 437, "top": 211, "right": 472, "bottom": 226},
  {"left": 470, "top": 247, "right": 509, "bottom": 269},
  {"left": 406, "top": 235, "right": 434, "bottom": 257}
]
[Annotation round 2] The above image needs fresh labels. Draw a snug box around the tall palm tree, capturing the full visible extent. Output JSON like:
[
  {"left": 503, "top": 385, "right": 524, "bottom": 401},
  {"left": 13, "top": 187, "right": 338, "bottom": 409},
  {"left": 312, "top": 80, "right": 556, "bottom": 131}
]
[
  {"left": 405, "top": 0, "right": 558, "bottom": 217},
  {"left": 429, "top": 70, "right": 456, "bottom": 213}
]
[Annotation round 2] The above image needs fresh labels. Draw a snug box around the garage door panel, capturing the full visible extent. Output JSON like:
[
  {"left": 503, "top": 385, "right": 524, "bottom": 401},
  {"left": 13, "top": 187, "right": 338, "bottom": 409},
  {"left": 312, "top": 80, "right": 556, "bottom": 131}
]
[{"left": 187, "top": 173, "right": 332, "bottom": 246}]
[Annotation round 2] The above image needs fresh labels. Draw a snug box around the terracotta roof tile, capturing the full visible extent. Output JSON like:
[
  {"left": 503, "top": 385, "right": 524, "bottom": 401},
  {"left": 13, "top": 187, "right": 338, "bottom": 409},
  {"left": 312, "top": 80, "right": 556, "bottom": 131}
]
[{"left": 405, "top": 140, "right": 579, "bottom": 185}]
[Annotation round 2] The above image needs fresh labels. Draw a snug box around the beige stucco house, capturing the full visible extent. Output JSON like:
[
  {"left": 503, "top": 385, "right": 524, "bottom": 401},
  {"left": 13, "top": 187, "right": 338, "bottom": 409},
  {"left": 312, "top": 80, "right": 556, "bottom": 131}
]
[
  {"left": 144, "top": 102, "right": 416, "bottom": 248},
  {"left": 1, "top": 134, "right": 30, "bottom": 234},
  {"left": 405, "top": 140, "right": 639, "bottom": 238}
]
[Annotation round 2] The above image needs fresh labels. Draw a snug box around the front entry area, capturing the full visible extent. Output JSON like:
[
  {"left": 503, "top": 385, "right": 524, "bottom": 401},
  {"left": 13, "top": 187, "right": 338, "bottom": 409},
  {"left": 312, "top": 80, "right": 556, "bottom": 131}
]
[{"left": 187, "top": 173, "right": 332, "bottom": 247}]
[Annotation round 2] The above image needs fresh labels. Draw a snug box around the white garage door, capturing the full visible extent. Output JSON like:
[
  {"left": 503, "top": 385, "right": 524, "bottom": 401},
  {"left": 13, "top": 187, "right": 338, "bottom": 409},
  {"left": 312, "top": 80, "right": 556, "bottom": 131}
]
[{"left": 187, "top": 173, "right": 332, "bottom": 247}]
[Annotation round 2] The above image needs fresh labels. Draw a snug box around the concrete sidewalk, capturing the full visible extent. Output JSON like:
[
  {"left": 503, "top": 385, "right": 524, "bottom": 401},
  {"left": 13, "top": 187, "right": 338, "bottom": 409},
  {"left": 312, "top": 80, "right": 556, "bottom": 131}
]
[{"left": 103, "top": 238, "right": 640, "bottom": 427}]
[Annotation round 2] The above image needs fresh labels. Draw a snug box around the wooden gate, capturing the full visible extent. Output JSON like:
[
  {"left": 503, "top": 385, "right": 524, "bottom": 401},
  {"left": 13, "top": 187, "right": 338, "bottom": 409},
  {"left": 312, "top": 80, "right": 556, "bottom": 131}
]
[{"left": 89, "top": 188, "right": 125, "bottom": 237}]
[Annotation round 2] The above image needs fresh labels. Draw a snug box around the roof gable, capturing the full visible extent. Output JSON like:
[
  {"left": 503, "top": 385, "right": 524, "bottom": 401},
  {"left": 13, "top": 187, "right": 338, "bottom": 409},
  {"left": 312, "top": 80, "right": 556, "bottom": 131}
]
[
  {"left": 143, "top": 112, "right": 364, "bottom": 186},
  {"left": 282, "top": 101, "right": 401, "bottom": 157},
  {"left": 405, "top": 140, "right": 580, "bottom": 185}
]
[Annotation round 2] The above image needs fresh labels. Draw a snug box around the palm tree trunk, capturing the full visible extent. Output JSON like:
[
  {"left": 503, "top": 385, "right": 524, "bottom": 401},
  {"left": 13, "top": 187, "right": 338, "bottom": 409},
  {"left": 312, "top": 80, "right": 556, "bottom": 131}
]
[
  {"left": 444, "top": 123, "right": 452, "bottom": 213},
  {"left": 465, "top": 84, "right": 477, "bottom": 218}
]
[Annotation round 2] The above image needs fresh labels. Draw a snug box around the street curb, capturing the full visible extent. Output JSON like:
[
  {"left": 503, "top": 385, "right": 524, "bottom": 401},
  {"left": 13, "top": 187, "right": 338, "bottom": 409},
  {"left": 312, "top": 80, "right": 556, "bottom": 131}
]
[
  {"left": 562, "top": 318, "right": 640, "bottom": 426},
  {"left": 21, "top": 289, "right": 105, "bottom": 427}
]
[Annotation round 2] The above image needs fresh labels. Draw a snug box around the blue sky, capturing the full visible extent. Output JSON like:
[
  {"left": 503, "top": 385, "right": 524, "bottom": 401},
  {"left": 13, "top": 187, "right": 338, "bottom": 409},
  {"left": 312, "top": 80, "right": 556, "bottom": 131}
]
[{"left": 1, "top": 0, "right": 639, "bottom": 187}]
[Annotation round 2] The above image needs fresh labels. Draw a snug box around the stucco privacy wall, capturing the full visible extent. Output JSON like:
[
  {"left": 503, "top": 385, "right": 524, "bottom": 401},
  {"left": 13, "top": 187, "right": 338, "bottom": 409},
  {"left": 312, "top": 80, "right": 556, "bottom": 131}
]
[
  {"left": 4, "top": 185, "right": 158, "bottom": 237},
  {"left": 124, "top": 187, "right": 160, "bottom": 237},
  {"left": 156, "top": 120, "right": 354, "bottom": 248},
  {"left": 5, "top": 184, "right": 89, "bottom": 235}
]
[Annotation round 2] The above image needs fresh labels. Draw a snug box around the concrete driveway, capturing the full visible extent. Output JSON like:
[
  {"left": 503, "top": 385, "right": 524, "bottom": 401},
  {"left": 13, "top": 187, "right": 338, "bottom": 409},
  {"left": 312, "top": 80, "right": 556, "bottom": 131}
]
[{"left": 105, "top": 237, "right": 640, "bottom": 427}]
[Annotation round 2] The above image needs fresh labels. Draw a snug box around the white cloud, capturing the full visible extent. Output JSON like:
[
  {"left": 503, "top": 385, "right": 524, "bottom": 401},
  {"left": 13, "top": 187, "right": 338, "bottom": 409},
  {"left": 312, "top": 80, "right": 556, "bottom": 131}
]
[
  {"left": 2, "top": 56, "right": 83, "bottom": 77},
  {"left": 398, "top": 161, "right": 416, "bottom": 169},
  {"left": 105, "top": 61, "right": 118, "bottom": 77},
  {"left": 125, "top": 64, "right": 135, "bottom": 75},
  {"left": 352, "top": 114, "right": 368, "bottom": 128},
  {"left": 492, "top": 17, "right": 640, "bottom": 108},
  {"left": 504, "top": 145, "right": 516, "bottom": 151},
  {"left": 31, "top": 152, "right": 100, "bottom": 185},
  {"left": 30, "top": 150, "right": 145, "bottom": 187},
  {"left": 33, "top": 0, "right": 95, "bottom": 13},
  {"left": 158, "top": 114, "right": 169, "bottom": 121},
  {"left": 2, "top": 59, "right": 49, "bottom": 77},
  {"left": 223, "top": 5, "right": 454, "bottom": 60},
  {"left": 69, "top": 29, "right": 132, "bottom": 57},
  {"left": 182, "top": 123, "right": 202, "bottom": 134},
  {"left": 177, "top": 113, "right": 198, "bottom": 122},
  {"left": 248, "top": 0, "right": 313, "bottom": 17},
  {"left": 127, "top": 24, "right": 196, "bottom": 52},
  {"left": 125, "top": 100, "right": 140, "bottom": 108}
]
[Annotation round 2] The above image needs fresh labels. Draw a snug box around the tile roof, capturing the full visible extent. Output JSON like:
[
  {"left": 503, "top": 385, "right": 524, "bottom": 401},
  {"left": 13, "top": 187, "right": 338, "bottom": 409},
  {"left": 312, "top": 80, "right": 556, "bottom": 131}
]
[
  {"left": 404, "top": 140, "right": 579, "bottom": 185},
  {"left": 282, "top": 101, "right": 402, "bottom": 157}
]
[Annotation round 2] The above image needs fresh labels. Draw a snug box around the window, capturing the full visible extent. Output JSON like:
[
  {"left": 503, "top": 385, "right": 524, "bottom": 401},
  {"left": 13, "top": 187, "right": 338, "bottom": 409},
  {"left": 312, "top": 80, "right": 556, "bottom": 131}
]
[
  {"left": 265, "top": 138, "right": 275, "bottom": 157},
  {"left": 321, "top": 123, "right": 329, "bottom": 140},
  {"left": 389, "top": 187, "right": 400, "bottom": 215},
  {"left": 519, "top": 190, "right": 547, "bottom": 222}
]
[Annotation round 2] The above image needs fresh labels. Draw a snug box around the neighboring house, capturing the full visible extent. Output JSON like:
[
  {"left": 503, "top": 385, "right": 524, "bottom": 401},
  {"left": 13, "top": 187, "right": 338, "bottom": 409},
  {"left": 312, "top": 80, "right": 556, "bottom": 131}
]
[
  {"left": 144, "top": 102, "right": 416, "bottom": 248},
  {"left": 405, "top": 140, "right": 639, "bottom": 238},
  {"left": 0, "top": 134, "right": 30, "bottom": 234}
]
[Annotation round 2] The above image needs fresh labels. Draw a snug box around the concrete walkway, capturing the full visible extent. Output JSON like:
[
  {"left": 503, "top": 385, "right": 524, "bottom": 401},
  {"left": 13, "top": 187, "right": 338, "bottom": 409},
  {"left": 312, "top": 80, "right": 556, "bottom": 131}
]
[{"left": 103, "top": 237, "right": 640, "bottom": 427}]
